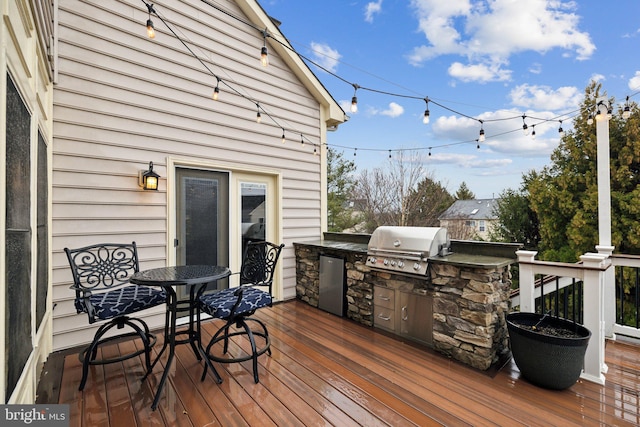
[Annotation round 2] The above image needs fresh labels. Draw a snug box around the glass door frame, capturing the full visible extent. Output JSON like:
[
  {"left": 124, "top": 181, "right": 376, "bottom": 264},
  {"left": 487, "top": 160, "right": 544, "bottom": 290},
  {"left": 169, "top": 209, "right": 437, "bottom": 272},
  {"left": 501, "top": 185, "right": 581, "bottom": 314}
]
[{"left": 166, "top": 158, "right": 283, "bottom": 300}]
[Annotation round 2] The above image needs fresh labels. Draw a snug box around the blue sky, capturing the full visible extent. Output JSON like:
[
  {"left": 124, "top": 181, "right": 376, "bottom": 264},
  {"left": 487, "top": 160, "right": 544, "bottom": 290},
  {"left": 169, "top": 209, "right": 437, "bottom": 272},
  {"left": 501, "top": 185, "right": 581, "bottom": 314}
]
[{"left": 262, "top": 0, "right": 640, "bottom": 198}]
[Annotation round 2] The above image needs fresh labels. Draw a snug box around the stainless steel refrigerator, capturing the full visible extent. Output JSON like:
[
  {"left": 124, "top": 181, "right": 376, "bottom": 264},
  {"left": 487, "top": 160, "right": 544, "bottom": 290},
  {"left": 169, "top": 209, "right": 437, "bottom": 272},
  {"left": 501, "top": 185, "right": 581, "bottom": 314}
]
[{"left": 319, "top": 254, "right": 345, "bottom": 317}]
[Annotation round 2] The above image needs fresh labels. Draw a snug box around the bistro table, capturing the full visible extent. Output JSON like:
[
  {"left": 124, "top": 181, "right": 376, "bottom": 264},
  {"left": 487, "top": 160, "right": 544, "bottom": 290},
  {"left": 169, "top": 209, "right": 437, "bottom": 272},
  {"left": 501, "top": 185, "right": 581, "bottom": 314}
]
[{"left": 130, "top": 265, "right": 231, "bottom": 410}]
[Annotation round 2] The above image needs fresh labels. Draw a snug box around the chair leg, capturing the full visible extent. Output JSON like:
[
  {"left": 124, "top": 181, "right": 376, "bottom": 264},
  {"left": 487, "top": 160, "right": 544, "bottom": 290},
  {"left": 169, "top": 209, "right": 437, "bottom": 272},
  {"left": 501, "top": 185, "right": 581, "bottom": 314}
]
[{"left": 241, "top": 321, "right": 260, "bottom": 383}]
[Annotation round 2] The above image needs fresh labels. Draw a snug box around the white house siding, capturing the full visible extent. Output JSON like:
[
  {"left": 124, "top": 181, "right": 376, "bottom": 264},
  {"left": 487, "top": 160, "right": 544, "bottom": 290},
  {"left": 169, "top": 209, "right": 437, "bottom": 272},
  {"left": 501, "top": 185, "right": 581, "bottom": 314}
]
[{"left": 52, "top": 0, "right": 343, "bottom": 351}]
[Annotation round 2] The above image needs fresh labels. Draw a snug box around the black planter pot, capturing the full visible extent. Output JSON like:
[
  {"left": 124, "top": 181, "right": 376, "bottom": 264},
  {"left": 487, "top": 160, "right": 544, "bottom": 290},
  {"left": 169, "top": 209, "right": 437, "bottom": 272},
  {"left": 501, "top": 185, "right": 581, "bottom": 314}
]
[{"left": 506, "top": 312, "right": 591, "bottom": 390}]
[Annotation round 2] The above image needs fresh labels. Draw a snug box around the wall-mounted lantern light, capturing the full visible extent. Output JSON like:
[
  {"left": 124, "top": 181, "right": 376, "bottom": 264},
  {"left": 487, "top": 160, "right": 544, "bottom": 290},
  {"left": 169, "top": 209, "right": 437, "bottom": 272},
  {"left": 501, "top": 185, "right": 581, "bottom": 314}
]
[{"left": 138, "top": 161, "right": 160, "bottom": 190}]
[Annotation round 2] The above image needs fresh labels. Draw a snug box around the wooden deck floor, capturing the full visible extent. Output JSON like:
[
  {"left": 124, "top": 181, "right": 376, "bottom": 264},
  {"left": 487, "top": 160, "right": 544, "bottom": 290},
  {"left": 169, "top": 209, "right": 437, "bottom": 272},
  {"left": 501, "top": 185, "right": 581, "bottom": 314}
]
[{"left": 39, "top": 300, "right": 640, "bottom": 426}]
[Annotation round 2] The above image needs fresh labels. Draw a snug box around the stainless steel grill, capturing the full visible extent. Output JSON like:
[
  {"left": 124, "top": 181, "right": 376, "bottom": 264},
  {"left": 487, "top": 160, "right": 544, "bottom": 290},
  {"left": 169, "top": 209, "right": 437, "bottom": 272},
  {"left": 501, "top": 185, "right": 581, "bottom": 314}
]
[{"left": 366, "top": 226, "right": 450, "bottom": 276}]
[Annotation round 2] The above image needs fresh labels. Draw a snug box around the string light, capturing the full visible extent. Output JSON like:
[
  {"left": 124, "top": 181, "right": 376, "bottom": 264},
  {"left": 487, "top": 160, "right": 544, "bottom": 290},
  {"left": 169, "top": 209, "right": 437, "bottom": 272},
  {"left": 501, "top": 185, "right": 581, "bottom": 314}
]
[
  {"left": 300, "top": 134, "right": 304, "bottom": 146},
  {"left": 140, "top": 0, "right": 638, "bottom": 160},
  {"left": 531, "top": 124, "right": 536, "bottom": 139},
  {"left": 476, "top": 140, "right": 480, "bottom": 149},
  {"left": 522, "top": 115, "right": 529, "bottom": 136},
  {"left": 260, "top": 29, "right": 269, "bottom": 67},
  {"left": 212, "top": 77, "right": 220, "bottom": 101},
  {"left": 313, "top": 146, "right": 318, "bottom": 156},
  {"left": 146, "top": 3, "right": 156, "bottom": 39},
  {"left": 423, "top": 98, "right": 430, "bottom": 124},
  {"left": 281, "top": 128, "right": 286, "bottom": 143},
  {"left": 256, "top": 103, "right": 262, "bottom": 123},
  {"left": 622, "top": 96, "right": 631, "bottom": 119},
  {"left": 587, "top": 113, "right": 594, "bottom": 125},
  {"left": 354, "top": 148, "right": 357, "bottom": 157},
  {"left": 350, "top": 84, "right": 360, "bottom": 113}
]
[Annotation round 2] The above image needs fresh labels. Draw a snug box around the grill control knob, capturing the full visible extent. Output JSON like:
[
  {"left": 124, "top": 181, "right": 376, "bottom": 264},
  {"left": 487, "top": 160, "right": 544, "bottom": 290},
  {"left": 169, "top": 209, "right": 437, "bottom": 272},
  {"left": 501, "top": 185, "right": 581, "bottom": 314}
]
[
  {"left": 368, "top": 256, "right": 376, "bottom": 264},
  {"left": 383, "top": 259, "right": 389, "bottom": 265},
  {"left": 398, "top": 261, "right": 404, "bottom": 268},
  {"left": 390, "top": 260, "right": 397, "bottom": 266},
  {"left": 413, "top": 263, "right": 421, "bottom": 271}
]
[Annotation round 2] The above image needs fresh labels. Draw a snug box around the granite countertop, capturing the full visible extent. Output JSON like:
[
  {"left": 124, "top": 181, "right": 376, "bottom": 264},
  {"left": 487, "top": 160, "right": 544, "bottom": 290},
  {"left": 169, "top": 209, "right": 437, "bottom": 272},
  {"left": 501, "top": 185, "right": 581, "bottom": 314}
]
[
  {"left": 294, "top": 240, "right": 368, "bottom": 253},
  {"left": 430, "top": 252, "right": 515, "bottom": 268}
]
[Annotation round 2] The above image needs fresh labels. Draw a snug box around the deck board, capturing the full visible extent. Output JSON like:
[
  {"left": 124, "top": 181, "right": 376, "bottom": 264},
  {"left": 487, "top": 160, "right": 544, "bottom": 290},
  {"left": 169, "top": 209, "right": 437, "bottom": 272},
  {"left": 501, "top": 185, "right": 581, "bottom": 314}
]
[{"left": 42, "top": 300, "right": 640, "bottom": 426}]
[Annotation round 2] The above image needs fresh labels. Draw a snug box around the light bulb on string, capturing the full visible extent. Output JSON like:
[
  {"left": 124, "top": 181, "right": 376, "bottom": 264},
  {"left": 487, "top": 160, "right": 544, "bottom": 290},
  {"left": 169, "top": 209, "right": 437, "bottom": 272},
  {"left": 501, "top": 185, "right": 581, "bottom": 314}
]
[
  {"left": 587, "top": 114, "right": 594, "bottom": 125},
  {"left": 212, "top": 77, "right": 220, "bottom": 101},
  {"left": 622, "top": 96, "right": 631, "bottom": 119},
  {"left": 522, "top": 115, "right": 529, "bottom": 136},
  {"left": 476, "top": 140, "right": 480, "bottom": 150},
  {"left": 313, "top": 146, "right": 318, "bottom": 156},
  {"left": 281, "top": 129, "right": 286, "bottom": 144},
  {"left": 558, "top": 120, "right": 565, "bottom": 138},
  {"left": 531, "top": 125, "right": 536, "bottom": 139},
  {"left": 146, "top": 3, "right": 156, "bottom": 39},
  {"left": 256, "top": 103, "right": 262, "bottom": 123},
  {"left": 388, "top": 150, "right": 391, "bottom": 159},
  {"left": 423, "top": 98, "right": 430, "bottom": 124},
  {"left": 428, "top": 148, "right": 431, "bottom": 157},
  {"left": 300, "top": 134, "right": 304, "bottom": 146},
  {"left": 260, "top": 30, "right": 269, "bottom": 67},
  {"left": 478, "top": 121, "right": 485, "bottom": 142},
  {"left": 350, "top": 84, "right": 360, "bottom": 114},
  {"left": 354, "top": 148, "right": 357, "bottom": 157}
]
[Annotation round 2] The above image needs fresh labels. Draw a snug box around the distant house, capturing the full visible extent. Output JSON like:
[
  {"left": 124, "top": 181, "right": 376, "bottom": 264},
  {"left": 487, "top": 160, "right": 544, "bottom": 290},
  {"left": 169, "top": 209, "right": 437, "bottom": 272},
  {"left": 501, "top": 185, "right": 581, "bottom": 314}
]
[{"left": 438, "top": 199, "right": 499, "bottom": 240}]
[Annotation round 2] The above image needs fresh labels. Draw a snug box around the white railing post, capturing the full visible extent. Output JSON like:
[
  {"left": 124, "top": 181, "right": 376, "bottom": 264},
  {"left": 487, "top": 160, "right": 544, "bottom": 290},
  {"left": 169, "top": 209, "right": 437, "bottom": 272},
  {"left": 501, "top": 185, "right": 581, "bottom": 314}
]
[
  {"left": 596, "top": 245, "right": 616, "bottom": 338},
  {"left": 516, "top": 250, "right": 538, "bottom": 313},
  {"left": 579, "top": 252, "right": 609, "bottom": 385}
]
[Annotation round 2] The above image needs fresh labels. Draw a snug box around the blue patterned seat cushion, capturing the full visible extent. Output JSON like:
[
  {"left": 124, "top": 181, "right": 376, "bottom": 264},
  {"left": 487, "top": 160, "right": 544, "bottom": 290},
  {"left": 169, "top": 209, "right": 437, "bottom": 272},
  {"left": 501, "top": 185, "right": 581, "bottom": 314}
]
[
  {"left": 75, "top": 285, "right": 166, "bottom": 321},
  {"left": 198, "top": 287, "right": 272, "bottom": 319}
]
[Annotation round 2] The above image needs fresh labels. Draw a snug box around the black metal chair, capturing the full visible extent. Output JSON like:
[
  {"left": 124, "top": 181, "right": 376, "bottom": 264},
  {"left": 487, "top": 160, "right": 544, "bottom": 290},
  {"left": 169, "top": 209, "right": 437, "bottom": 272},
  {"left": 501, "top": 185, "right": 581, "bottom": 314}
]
[
  {"left": 64, "top": 242, "right": 166, "bottom": 390},
  {"left": 198, "top": 241, "right": 284, "bottom": 383}
]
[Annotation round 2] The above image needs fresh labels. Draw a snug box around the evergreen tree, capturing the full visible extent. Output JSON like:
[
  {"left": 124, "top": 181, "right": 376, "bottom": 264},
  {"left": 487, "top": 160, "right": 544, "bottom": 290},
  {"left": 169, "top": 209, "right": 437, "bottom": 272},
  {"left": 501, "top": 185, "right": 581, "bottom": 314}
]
[
  {"left": 455, "top": 181, "right": 475, "bottom": 200},
  {"left": 489, "top": 184, "right": 540, "bottom": 249},
  {"left": 327, "top": 148, "right": 360, "bottom": 232}
]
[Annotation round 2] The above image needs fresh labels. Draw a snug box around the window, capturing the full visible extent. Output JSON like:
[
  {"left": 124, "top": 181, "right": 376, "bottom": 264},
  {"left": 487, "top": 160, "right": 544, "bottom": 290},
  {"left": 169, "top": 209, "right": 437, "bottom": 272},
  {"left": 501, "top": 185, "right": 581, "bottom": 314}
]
[{"left": 479, "top": 220, "right": 486, "bottom": 232}]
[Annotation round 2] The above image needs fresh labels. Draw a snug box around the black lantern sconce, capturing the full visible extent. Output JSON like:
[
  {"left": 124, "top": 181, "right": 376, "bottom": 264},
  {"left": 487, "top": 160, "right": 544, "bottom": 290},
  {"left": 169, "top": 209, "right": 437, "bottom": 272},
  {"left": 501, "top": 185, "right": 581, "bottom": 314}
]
[{"left": 139, "top": 161, "right": 160, "bottom": 191}]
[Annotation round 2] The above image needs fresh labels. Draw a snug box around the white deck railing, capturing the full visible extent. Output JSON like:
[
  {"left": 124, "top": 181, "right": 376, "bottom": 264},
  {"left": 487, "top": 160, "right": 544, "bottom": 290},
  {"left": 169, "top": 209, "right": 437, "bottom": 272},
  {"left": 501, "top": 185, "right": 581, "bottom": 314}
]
[{"left": 516, "top": 250, "right": 610, "bottom": 385}]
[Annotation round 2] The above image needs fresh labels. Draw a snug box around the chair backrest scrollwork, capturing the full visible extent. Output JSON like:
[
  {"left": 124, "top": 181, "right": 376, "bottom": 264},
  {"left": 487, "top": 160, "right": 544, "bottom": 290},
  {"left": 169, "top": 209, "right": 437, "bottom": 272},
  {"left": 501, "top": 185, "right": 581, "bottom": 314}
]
[
  {"left": 239, "top": 241, "right": 284, "bottom": 293},
  {"left": 64, "top": 242, "right": 140, "bottom": 297}
]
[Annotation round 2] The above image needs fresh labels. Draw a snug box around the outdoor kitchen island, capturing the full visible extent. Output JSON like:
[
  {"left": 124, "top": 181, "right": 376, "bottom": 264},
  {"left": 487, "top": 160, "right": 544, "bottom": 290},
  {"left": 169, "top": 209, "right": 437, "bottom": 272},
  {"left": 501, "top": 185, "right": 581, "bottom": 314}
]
[{"left": 295, "top": 232, "right": 520, "bottom": 371}]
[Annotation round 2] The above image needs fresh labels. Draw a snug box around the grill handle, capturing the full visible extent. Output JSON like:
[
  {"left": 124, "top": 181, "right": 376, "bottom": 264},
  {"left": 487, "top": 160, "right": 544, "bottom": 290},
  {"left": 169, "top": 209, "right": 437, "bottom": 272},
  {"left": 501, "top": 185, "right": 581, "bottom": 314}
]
[{"left": 367, "top": 248, "right": 426, "bottom": 261}]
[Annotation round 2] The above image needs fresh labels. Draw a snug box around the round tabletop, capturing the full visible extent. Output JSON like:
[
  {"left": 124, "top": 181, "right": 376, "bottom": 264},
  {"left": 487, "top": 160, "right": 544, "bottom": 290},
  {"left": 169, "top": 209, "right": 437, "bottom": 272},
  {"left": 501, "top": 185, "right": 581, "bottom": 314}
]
[{"left": 130, "top": 265, "right": 231, "bottom": 286}]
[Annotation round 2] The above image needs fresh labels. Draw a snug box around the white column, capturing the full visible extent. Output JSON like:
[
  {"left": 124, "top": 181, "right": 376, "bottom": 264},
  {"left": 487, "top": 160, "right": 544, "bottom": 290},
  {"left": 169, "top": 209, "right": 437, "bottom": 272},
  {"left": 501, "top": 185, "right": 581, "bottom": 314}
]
[{"left": 595, "top": 97, "right": 616, "bottom": 340}]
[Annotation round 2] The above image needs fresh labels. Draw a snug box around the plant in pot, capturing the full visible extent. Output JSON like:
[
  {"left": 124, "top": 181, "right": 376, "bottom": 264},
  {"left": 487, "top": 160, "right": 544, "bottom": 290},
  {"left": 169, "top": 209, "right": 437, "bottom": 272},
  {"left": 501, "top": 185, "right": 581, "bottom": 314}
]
[{"left": 506, "top": 311, "right": 591, "bottom": 390}]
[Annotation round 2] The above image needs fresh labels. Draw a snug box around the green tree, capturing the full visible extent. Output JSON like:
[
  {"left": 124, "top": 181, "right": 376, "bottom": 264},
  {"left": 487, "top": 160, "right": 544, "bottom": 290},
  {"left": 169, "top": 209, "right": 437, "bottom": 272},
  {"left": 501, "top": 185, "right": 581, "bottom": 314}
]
[
  {"left": 489, "top": 184, "right": 540, "bottom": 249},
  {"left": 527, "top": 81, "right": 640, "bottom": 261},
  {"left": 455, "top": 181, "right": 475, "bottom": 200},
  {"left": 406, "top": 176, "right": 454, "bottom": 227},
  {"left": 327, "top": 148, "right": 360, "bottom": 232}
]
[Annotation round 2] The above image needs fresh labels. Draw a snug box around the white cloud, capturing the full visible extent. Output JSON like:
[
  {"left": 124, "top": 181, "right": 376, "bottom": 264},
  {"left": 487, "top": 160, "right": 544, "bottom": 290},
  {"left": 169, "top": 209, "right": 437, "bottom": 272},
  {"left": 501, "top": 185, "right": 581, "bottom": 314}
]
[
  {"left": 590, "top": 73, "right": 605, "bottom": 83},
  {"left": 365, "top": 0, "right": 383, "bottom": 23},
  {"left": 509, "top": 84, "right": 582, "bottom": 110},
  {"left": 370, "top": 102, "right": 405, "bottom": 118},
  {"left": 529, "top": 63, "right": 542, "bottom": 74},
  {"left": 448, "top": 61, "right": 511, "bottom": 83},
  {"left": 629, "top": 71, "right": 640, "bottom": 91},
  {"left": 407, "top": 0, "right": 595, "bottom": 81},
  {"left": 310, "top": 42, "right": 341, "bottom": 73}
]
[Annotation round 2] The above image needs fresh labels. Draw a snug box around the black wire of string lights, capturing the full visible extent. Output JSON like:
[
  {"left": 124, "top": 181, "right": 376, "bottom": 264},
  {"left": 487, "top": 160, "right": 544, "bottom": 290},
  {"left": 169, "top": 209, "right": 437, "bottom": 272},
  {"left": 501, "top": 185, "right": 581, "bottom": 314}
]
[
  {"left": 147, "top": 0, "right": 638, "bottom": 159},
  {"left": 140, "top": 0, "right": 322, "bottom": 153}
]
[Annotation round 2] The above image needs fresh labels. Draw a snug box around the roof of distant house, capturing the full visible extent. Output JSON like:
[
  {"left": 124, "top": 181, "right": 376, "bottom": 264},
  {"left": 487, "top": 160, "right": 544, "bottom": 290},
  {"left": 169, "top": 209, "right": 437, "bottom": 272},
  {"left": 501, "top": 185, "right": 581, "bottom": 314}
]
[{"left": 438, "top": 199, "right": 499, "bottom": 220}]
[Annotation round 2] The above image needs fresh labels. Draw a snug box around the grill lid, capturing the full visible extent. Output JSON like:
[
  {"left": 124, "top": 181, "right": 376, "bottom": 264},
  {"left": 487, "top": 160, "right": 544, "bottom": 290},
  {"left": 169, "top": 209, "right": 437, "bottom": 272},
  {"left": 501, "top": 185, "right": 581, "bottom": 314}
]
[{"left": 366, "top": 226, "right": 450, "bottom": 275}]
